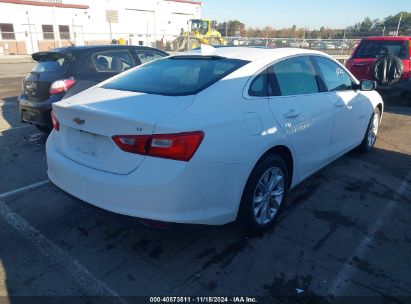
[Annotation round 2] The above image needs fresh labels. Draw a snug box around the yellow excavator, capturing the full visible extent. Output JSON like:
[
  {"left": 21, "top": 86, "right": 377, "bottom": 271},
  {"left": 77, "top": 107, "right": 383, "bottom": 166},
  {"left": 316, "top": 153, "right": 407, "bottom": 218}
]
[{"left": 172, "top": 19, "right": 227, "bottom": 51}]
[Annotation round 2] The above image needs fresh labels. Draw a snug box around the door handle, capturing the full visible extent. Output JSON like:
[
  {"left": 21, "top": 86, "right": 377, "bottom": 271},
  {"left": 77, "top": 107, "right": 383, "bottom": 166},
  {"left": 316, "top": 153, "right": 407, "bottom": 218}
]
[{"left": 284, "top": 109, "right": 300, "bottom": 118}]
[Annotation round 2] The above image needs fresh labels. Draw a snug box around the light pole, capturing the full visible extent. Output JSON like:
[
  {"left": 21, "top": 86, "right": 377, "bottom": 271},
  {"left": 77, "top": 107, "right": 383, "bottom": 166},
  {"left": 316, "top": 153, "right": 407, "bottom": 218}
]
[
  {"left": 25, "top": 10, "right": 35, "bottom": 54},
  {"left": 396, "top": 13, "right": 403, "bottom": 36}
]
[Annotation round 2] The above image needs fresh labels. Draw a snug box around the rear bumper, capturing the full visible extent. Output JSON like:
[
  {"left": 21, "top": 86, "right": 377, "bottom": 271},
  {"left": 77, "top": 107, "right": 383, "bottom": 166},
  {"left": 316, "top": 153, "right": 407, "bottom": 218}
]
[
  {"left": 18, "top": 93, "right": 63, "bottom": 127},
  {"left": 46, "top": 132, "right": 247, "bottom": 225},
  {"left": 377, "top": 79, "right": 411, "bottom": 97}
]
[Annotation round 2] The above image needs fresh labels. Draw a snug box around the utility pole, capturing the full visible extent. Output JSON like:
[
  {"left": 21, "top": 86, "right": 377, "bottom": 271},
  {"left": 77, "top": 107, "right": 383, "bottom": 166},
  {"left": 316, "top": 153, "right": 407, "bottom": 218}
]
[
  {"left": 25, "top": 11, "right": 35, "bottom": 54},
  {"left": 382, "top": 25, "right": 385, "bottom": 37},
  {"left": 52, "top": 5, "right": 60, "bottom": 47},
  {"left": 341, "top": 28, "right": 346, "bottom": 55},
  {"left": 396, "top": 12, "right": 403, "bottom": 36},
  {"left": 225, "top": 22, "right": 228, "bottom": 37}
]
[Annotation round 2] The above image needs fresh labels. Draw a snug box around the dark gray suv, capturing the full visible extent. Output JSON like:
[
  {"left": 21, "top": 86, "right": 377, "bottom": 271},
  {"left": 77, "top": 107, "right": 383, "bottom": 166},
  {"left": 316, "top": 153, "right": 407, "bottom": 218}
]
[{"left": 18, "top": 45, "right": 168, "bottom": 132}]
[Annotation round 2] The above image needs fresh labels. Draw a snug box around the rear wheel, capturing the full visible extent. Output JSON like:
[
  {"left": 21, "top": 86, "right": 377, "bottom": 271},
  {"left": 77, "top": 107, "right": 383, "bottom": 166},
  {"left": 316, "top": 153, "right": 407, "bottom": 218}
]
[
  {"left": 188, "top": 38, "right": 200, "bottom": 50},
  {"left": 358, "top": 107, "right": 381, "bottom": 153},
  {"left": 239, "top": 154, "right": 289, "bottom": 235}
]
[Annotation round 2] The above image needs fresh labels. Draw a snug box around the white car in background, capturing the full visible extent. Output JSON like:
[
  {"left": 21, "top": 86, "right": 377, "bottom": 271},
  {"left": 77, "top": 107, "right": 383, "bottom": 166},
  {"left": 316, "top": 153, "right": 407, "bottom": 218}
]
[{"left": 46, "top": 47, "right": 383, "bottom": 233}]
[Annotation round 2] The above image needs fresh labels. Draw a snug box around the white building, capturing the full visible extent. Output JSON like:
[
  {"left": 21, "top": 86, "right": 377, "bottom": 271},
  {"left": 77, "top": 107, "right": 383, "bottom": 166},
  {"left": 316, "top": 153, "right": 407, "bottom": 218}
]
[{"left": 0, "top": 0, "right": 202, "bottom": 55}]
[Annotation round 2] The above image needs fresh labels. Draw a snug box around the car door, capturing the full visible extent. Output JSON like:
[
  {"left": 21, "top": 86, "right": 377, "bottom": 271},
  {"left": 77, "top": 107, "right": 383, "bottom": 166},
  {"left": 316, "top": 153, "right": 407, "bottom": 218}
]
[
  {"left": 311, "top": 55, "right": 370, "bottom": 157},
  {"left": 267, "top": 55, "right": 334, "bottom": 179}
]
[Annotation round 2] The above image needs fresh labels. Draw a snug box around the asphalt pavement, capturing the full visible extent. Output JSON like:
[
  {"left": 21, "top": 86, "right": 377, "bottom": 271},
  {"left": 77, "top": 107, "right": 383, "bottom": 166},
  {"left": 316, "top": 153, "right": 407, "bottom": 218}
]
[{"left": 0, "top": 69, "right": 410, "bottom": 303}]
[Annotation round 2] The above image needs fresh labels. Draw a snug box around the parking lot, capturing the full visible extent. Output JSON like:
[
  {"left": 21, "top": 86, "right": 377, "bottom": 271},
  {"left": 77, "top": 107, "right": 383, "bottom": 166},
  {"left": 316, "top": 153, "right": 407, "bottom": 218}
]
[{"left": 0, "top": 68, "right": 411, "bottom": 303}]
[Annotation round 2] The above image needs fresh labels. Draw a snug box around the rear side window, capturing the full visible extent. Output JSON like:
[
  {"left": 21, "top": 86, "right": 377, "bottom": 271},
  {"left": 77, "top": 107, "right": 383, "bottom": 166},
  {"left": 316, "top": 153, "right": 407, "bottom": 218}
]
[
  {"left": 33, "top": 56, "right": 70, "bottom": 73},
  {"left": 92, "top": 50, "right": 133, "bottom": 73},
  {"left": 135, "top": 50, "right": 165, "bottom": 65},
  {"left": 354, "top": 40, "right": 409, "bottom": 59},
  {"left": 102, "top": 57, "right": 249, "bottom": 96},
  {"left": 271, "top": 56, "right": 319, "bottom": 96},
  {"left": 249, "top": 70, "right": 267, "bottom": 97}
]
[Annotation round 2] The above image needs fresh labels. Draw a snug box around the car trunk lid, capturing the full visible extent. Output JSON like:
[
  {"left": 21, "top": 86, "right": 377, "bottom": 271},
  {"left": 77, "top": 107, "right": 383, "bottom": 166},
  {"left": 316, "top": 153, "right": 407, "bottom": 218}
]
[{"left": 52, "top": 87, "right": 194, "bottom": 175}]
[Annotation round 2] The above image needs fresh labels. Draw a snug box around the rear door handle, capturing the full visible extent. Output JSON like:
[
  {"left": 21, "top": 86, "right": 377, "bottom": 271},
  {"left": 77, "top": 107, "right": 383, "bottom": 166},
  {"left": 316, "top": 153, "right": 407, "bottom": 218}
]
[{"left": 284, "top": 109, "right": 300, "bottom": 118}]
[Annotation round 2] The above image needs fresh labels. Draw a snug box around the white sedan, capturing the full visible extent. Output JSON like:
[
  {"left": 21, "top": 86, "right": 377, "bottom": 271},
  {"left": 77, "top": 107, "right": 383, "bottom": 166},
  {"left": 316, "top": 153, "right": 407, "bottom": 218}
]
[{"left": 46, "top": 47, "right": 383, "bottom": 233}]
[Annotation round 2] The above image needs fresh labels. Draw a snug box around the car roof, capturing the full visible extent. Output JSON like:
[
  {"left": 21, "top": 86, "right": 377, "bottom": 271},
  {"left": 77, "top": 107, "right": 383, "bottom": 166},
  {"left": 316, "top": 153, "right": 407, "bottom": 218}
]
[
  {"left": 53, "top": 45, "right": 167, "bottom": 53},
  {"left": 362, "top": 36, "right": 411, "bottom": 41},
  {"left": 177, "top": 46, "right": 327, "bottom": 62}
]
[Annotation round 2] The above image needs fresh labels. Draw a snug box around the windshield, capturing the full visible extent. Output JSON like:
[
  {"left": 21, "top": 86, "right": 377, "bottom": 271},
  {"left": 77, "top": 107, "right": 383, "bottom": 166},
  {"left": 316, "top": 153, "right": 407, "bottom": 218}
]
[
  {"left": 354, "top": 40, "right": 409, "bottom": 59},
  {"left": 191, "top": 20, "right": 209, "bottom": 35},
  {"left": 102, "top": 57, "right": 249, "bottom": 96},
  {"left": 33, "top": 56, "right": 71, "bottom": 73}
]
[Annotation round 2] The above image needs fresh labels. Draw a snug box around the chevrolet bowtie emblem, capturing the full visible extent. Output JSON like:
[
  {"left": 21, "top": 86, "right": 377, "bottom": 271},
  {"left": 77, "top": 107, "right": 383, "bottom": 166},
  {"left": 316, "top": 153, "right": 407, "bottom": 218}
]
[{"left": 73, "top": 117, "right": 85, "bottom": 125}]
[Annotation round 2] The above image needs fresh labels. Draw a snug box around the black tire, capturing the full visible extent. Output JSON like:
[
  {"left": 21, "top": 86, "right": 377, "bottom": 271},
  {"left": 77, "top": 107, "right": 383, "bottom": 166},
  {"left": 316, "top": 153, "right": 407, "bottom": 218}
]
[
  {"left": 372, "top": 55, "right": 404, "bottom": 87},
  {"left": 238, "top": 154, "right": 289, "bottom": 235},
  {"left": 358, "top": 107, "right": 381, "bottom": 153},
  {"left": 35, "top": 124, "right": 52, "bottom": 134},
  {"left": 188, "top": 38, "right": 200, "bottom": 50}
]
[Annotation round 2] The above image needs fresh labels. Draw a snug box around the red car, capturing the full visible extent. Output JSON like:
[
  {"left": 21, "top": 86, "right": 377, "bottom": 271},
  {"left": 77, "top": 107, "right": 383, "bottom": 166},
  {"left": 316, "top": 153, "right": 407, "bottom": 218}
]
[{"left": 346, "top": 36, "right": 411, "bottom": 104}]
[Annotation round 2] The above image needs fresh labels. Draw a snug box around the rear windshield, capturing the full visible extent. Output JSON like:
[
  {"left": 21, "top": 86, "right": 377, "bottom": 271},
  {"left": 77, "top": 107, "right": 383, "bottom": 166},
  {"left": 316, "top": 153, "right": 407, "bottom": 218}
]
[
  {"left": 354, "top": 40, "right": 409, "bottom": 59},
  {"left": 33, "top": 57, "right": 70, "bottom": 73},
  {"left": 102, "top": 56, "right": 249, "bottom": 96}
]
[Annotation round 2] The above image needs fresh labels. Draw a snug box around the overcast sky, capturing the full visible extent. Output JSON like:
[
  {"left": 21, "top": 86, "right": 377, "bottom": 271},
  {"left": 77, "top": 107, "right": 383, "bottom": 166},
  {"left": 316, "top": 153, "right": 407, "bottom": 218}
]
[{"left": 202, "top": 0, "right": 410, "bottom": 29}]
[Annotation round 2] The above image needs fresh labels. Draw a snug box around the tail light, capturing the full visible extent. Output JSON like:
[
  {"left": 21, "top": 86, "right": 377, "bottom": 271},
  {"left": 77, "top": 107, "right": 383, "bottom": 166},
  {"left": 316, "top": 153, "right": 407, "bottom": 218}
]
[
  {"left": 49, "top": 78, "right": 76, "bottom": 95},
  {"left": 112, "top": 131, "right": 204, "bottom": 162},
  {"left": 51, "top": 111, "right": 59, "bottom": 131}
]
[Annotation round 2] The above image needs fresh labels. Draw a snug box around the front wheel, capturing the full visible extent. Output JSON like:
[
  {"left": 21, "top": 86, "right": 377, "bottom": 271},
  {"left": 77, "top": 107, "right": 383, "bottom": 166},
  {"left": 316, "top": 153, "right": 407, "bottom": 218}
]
[
  {"left": 209, "top": 37, "right": 221, "bottom": 46},
  {"left": 238, "top": 154, "right": 289, "bottom": 235},
  {"left": 188, "top": 38, "right": 200, "bottom": 50},
  {"left": 358, "top": 107, "right": 381, "bottom": 153}
]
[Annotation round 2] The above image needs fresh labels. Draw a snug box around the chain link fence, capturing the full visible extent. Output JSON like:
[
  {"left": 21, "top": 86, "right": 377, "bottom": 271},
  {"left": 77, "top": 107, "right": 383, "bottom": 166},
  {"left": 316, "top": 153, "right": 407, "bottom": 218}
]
[{"left": 0, "top": 29, "right": 380, "bottom": 57}]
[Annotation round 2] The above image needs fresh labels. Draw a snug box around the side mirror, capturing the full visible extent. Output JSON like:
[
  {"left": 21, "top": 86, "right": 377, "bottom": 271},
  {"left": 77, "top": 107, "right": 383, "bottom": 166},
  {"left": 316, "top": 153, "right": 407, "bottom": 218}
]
[{"left": 360, "top": 79, "right": 377, "bottom": 91}]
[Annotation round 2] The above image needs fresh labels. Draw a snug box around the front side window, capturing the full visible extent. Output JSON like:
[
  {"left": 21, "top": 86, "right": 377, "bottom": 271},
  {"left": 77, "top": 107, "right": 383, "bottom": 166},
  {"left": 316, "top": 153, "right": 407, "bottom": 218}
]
[
  {"left": 135, "top": 50, "right": 165, "bottom": 65},
  {"left": 102, "top": 56, "right": 248, "bottom": 96},
  {"left": 271, "top": 56, "right": 319, "bottom": 96},
  {"left": 92, "top": 50, "right": 133, "bottom": 73},
  {"left": 58, "top": 25, "right": 70, "bottom": 40},
  {"left": 0, "top": 23, "right": 15, "bottom": 40},
  {"left": 312, "top": 56, "right": 352, "bottom": 92}
]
